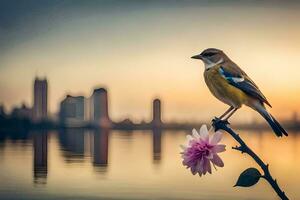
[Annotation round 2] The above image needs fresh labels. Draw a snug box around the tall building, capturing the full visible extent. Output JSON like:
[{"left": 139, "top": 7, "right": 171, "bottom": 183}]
[
  {"left": 84, "top": 96, "right": 92, "bottom": 121},
  {"left": 91, "top": 88, "right": 111, "bottom": 128},
  {"left": 152, "top": 98, "right": 162, "bottom": 127},
  {"left": 59, "top": 95, "right": 85, "bottom": 127},
  {"left": 33, "top": 77, "right": 48, "bottom": 121}
]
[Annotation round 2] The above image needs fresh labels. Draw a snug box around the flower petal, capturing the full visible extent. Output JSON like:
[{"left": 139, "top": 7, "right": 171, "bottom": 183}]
[
  {"left": 210, "top": 131, "right": 223, "bottom": 145},
  {"left": 192, "top": 128, "right": 200, "bottom": 138},
  {"left": 211, "top": 154, "right": 224, "bottom": 167},
  {"left": 198, "top": 158, "right": 205, "bottom": 172},
  {"left": 212, "top": 144, "right": 226, "bottom": 153},
  {"left": 203, "top": 158, "right": 211, "bottom": 174},
  {"left": 190, "top": 165, "right": 197, "bottom": 175},
  {"left": 186, "top": 134, "right": 193, "bottom": 142},
  {"left": 199, "top": 125, "right": 209, "bottom": 141},
  {"left": 205, "top": 151, "right": 214, "bottom": 159},
  {"left": 195, "top": 159, "right": 202, "bottom": 174}
]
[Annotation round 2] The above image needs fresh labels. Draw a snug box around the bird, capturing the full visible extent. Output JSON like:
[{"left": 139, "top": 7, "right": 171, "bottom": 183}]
[{"left": 191, "top": 48, "right": 287, "bottom": 137}]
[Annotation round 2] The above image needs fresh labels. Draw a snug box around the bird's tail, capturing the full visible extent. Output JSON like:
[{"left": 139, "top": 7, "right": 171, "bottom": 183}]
[{"left": 254, "top": 103, "right": 288, "bottom": 137}]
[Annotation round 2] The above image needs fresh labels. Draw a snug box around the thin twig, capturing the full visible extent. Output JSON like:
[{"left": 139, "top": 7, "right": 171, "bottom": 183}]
[{"left": 212, "top": 118, "right": 289, "bottom": 200}]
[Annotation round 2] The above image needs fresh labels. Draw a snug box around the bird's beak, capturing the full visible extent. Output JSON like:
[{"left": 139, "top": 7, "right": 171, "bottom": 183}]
[{"left": 191, "top": 54, "right": 203, "bottom": 60}]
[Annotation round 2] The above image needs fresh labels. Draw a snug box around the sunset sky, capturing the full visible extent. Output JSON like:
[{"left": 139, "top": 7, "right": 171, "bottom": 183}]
[{"left": 1, "top": 0, "right": 300, "bottom": 122}]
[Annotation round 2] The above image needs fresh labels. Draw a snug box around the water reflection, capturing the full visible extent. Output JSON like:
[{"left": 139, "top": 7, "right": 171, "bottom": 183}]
[
  {"left": 57, "top": 128, "right": 111, "bottom": 173},
  {"left": 32, "top": 131, "right": 48, "bottom": 185},
  {"left": 0, "top": 129, "right": 299, "bottom": 199},
  {"left": 152, "top": 129, "right": 162, "bottom": 163},
  {"left": 58, "top": 129, "right": 85, "bottom": 163},
  {"left": 93, "top": 129, "right": 109, "bottom": 173}
]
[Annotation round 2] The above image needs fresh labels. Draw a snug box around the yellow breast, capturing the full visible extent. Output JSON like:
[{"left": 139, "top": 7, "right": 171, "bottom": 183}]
[{"left": 204, "top": 66, "right": 248, "bottom": 108}]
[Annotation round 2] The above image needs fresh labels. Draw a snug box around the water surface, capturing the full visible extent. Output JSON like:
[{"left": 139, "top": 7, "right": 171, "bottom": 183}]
[{"left": 0, "top": 129, "right": 299, "bottom": 200}]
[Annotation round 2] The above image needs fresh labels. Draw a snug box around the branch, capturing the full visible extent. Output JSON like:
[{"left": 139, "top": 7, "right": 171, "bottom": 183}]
[{"left": 212, "top": 117, "right": 289, "bottom": 200}]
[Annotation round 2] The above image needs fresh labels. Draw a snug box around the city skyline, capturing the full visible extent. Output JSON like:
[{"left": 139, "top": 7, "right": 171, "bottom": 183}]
[
  {"left": 9, "top": 76, "right": 167, "bottom": 127},
  {"left": 2, "top": 76, "right": 299, "bottom": 129}
]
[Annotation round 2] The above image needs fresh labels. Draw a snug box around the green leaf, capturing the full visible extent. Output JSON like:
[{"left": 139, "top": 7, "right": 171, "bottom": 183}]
[{"left": 234, "top": 168, "right": 261, "bottom": 187}]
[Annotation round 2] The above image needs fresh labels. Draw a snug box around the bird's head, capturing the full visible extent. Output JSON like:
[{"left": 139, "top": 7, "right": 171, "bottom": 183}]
[{"left": 191, "top": 48, "right": 228, "bottom": 69}]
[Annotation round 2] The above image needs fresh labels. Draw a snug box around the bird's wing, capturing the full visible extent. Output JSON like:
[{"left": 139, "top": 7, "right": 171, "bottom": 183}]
[{"left": 219, "top": 66, "right": 272, "bottom": 107}]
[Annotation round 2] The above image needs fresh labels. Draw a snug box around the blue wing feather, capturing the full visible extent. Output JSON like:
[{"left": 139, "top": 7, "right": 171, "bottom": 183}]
[{"left": 219, "top": 66, "right": 272, "bottom": 107}]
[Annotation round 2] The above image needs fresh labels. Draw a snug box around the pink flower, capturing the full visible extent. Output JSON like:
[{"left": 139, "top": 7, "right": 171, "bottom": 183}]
[{"left": 180, "top": 125, "right": 226, "bottom": 176}]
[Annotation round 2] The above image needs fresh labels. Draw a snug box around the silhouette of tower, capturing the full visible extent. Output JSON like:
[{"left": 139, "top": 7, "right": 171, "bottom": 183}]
[
  {"left": 33, "top": 77, "right": 48, "bottom": 121},
  {"left": 152, "top": 98, "right": 162, "bottom": 128},
  {"left": 33, "top": 131, "right": 48, "bottom": 184},
  {"left": 92, "top": 88, "right": 111, "bottom": 128}
]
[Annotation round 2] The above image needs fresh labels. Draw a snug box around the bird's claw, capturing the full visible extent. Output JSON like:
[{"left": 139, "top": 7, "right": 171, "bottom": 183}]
[{"left": 212, "top": 117, "right": 229, "bottom": 131}]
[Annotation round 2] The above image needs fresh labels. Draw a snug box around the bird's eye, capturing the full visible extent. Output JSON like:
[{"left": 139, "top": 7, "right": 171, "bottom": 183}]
[{"left": 202, "top": 52, "right": 216, "bottom": 57}]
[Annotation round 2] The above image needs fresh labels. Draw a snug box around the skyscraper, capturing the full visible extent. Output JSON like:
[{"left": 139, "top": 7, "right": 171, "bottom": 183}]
[
  {"left": 33, "top": 77, "right": 48, "bottom": 121},
  {"left": 91, "top": 88, "right": 111, "bottom": 128},
  {"left": 152, "top": 98, "right": 162, "bottom": 128},
  {"left": 59, "top": 95, "right": 85, "bottom": 127}
]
